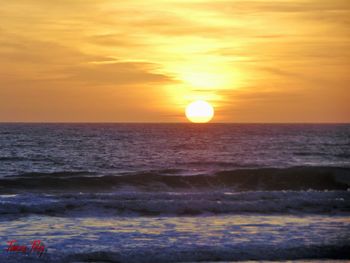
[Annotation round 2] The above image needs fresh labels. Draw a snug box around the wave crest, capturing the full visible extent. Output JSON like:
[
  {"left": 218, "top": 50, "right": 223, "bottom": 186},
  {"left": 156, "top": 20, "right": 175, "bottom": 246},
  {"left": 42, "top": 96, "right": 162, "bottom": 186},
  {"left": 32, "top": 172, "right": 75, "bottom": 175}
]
[{"left": 1, "top": 166, "right": 349, "bottom": 193}]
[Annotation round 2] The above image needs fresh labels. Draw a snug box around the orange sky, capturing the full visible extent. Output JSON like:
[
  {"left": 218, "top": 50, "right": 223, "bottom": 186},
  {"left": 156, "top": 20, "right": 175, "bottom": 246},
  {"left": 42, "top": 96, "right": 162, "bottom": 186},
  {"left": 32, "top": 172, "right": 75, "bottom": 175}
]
[{"left": 0, "top": 0, "right": 349, "bottom": 122}]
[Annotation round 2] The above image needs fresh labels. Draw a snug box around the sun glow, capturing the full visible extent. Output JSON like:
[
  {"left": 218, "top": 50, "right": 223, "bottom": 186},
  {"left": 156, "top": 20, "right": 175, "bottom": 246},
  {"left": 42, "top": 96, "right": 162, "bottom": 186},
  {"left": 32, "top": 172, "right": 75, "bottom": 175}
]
[{"left": 185, "top": 100, "right": 214, "bottom": 123}]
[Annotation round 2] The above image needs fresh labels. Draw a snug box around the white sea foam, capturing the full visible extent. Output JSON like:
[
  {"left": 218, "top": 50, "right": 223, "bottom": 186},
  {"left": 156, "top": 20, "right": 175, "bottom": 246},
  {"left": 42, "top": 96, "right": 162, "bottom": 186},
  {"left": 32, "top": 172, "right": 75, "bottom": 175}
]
[
  {"left": 1, "top": 190, "right": 349, "bottom": 217},
  {"left": 0, "top": 214, "right": 349, "bottom": 262}
]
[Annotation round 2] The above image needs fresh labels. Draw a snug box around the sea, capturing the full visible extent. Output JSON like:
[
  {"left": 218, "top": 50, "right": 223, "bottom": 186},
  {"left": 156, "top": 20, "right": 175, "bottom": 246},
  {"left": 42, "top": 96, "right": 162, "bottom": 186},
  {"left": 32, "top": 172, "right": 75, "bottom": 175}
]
[{"left": 0, "top": 123, "right": 349, "bottom": 262}]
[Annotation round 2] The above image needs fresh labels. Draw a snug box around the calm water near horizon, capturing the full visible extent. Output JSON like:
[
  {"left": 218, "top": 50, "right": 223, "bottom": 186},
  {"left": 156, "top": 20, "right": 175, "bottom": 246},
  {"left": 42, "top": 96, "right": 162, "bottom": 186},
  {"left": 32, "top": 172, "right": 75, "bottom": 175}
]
[{"left": 0, "top": 123, "right": 349, "bottom": 262}]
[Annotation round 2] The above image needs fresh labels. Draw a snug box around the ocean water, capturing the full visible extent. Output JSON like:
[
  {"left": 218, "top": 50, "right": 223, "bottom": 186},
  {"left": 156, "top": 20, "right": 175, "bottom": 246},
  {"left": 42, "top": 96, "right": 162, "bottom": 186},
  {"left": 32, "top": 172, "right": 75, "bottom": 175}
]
[{"left": 0, "top": 123, "right": 349, "bottom": 262}]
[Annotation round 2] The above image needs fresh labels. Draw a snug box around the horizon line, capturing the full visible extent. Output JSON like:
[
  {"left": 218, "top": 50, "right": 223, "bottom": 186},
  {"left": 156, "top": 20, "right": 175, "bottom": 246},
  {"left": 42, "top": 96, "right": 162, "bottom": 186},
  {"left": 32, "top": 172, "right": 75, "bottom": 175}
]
[{"left": 0, "top": 121, "right": 349, "bottom": 125}]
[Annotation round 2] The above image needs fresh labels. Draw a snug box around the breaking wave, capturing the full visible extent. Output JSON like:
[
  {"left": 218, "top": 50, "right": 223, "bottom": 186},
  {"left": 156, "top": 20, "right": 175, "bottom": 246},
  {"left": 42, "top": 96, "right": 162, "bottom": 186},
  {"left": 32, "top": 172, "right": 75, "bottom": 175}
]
[
  {"left": 1, "top": 166, "right": 349, "bottom": 192},
  {"left": 1, "top": 167, "right": 349, "bottom": 216},
  {"left": 1, "top": 190, "right": 349, "bottom": 216}
]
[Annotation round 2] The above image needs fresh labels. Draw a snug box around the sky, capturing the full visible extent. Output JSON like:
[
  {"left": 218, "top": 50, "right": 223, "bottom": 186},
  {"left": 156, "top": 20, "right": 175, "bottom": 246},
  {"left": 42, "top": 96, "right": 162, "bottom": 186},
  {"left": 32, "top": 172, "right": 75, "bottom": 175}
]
[{"left": 0, "top": 0, "right": 349, "bottom": 123}]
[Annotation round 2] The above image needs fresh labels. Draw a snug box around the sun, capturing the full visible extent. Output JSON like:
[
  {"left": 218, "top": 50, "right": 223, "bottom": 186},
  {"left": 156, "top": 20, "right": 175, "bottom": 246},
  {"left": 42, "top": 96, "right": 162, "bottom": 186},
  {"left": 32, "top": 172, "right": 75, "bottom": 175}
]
[{"left": 185, "top": 100, "right": 214, "bottom": 123}]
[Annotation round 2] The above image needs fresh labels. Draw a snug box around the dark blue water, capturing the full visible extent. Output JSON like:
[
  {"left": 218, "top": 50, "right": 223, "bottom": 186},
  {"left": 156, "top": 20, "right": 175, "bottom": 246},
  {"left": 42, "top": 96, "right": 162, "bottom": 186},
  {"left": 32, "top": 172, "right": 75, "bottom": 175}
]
[
  {"left": 0, "top": 124, "right": 349, "bottom": 262},
  {"left": 0, "top": 123, "right": 349, "bottom": 177}
]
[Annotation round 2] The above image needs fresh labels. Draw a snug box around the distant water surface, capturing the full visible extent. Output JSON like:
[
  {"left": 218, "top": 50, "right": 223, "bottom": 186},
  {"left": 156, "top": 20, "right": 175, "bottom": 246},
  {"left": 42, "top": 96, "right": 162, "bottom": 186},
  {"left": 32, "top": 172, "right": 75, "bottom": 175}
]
[{"left": 0, "top": 123, "right": 349, "bottom": 177}]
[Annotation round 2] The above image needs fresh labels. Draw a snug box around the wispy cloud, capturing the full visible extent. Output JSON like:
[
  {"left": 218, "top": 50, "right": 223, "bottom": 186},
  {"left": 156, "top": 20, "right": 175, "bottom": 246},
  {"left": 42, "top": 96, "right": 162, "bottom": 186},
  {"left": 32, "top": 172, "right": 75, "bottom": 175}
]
[{"left": 0, "top": 0, "right": 349, "bottom": 122}]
